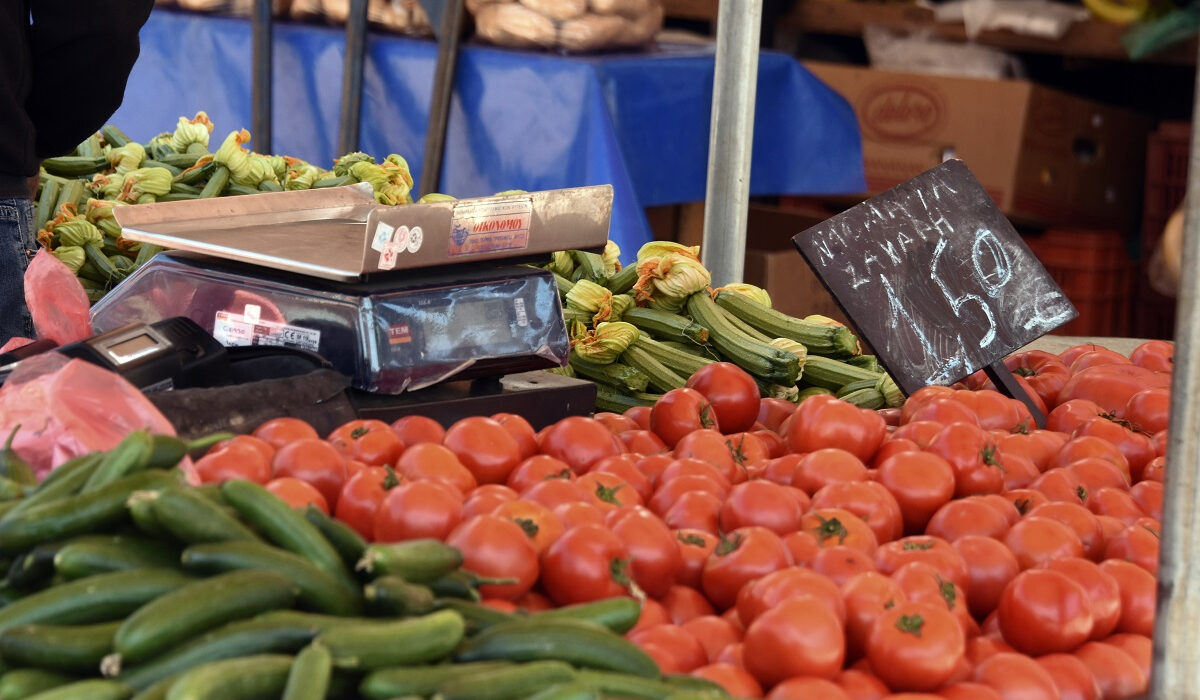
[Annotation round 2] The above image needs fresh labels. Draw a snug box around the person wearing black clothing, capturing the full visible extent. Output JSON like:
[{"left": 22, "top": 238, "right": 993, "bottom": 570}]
[{"left": 1, "top": 0, "right": 154, "bottom": 341}]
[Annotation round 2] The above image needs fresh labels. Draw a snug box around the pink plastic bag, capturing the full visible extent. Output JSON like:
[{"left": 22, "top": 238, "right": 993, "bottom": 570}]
[
  {"left": 0, "top": 353, "right": 190, "bottom": 481},
  {"left": 23, "top": 249, "right": 92, "bottom": 345}
]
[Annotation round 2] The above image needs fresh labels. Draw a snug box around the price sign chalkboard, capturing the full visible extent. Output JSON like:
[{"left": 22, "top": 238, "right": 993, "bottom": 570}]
[{"left": 792, "top": 160, "right": 1077, "bottom": 405}]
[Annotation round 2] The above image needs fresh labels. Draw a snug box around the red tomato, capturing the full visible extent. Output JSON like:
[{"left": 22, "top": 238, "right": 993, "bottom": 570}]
[
  {"left": 619, "top": 429, "right": 669, "bottom": 456},
  {"left": 892, "top": 420, "right": 948, "bottom": 448},
  {"left": 810, "top": 481, "right": 905, "bottom": 546},
  {"left": 335, "top": 466, "right": 396, "bottom": 539},
  {"left": 890, "top": 561, "right": 975, "bottom": 639},
  {"left": 1032, "top": 467, "right": 1090, "bottom": 506},
  {"left": 1067, "top": 457, "right": 1132, "bottom": 494},
  {"left": 972, "top": 652, "right": 1060, "bottom": 700},
  {"left": 393, "top": 443, "right": 477, "bottom": 495},
  {"left": 725, "top": 431, "right": 771, "bottom": 469},
  {"left": 1060, "top": 343, "right": 1110, "bottom": 365},
  {"left": 446, "top": 514, "right": 538, "bottom": 600},
  {"left": 514, "top": 591, "right": 553, "bottom": 612},
  {"left": 762, "top": 454, "right": 803, "bottom": 485},
  {"left": 925, "top": 423, "right": 1004, "bottom": 498},
  {"left": 1142, "top": 456, "right": 1166, "bottom": 483},
  {"left": 1034, "top": 653, "right": 1101, "bottom": 700},
  {"left": 461, "top": 483, "right": 518, "bottom": 518},
  {"left": 1028, "top": 501, "right": 1105, "bottom": 561},
  {"left": 675, "top": 529, "right": 718, "bottom": 589},
  {"left": 701, "top": 526, "right": 793, "bottom": 611},
  {"left": 1104, "top": 523, "right": 1160, "bottom": 575},
  {"left": 1001, "top": 488, "right": 1049, "bottom": 517},
  {"left": 685, "top": 362, "right": 761, "bottom": 434},
  {"left": 591, "top": 455, "right": 653, "bottom": 502},
  {"left": 718, "top": 480, "right": 803, "bottom": 536},
  {"left": 673, "top": 430, "right": 740, "bottom": 483},
  {"left": 751, "top": 429, "right": 787, "bottom": 459},
  {"left": 678, "top": 615, "right": 741, "bottom": 668},
  {"left": 1047, "top": 558, "right": 1122, "bottom": 641},
  {"left": 442, "top": 416, "right": 523, "bottom": 485},
  {"left": 875, "top": 450, "right": 956, "bottom": 534},
  {"left": 551, "top": 501, "right": 605, "bottom": 529},
  {"left": 758, "top": 397, "right": 799, "bottom": 433},
  {"left": 1070, "top": 348, "right": 1131, "bottom": 372},
  {"left": 744, "top": 596, "right": 846, "bottom": 685},
  {"left": 630, "top": 598, "right": 672, "bottom": 634},
  {"left": 491, "top": 412, "right": 538, "bottom": 460},
  {"left": 577, "top": 471, "right": 642, "bottom": 512},
  {"left": 786, "top": 395, "right": 887, "bottom": 463},
  {"left": 657, "top": 457, "right": 732, "bottom": 490},
  {"left": 873, "top": 536, "right": 969, "bottom": 593},
  {"left": 801, "top": 507, "right": 879, "bottom": 556},
  {"left": 1072, "top": 420, "right": 1153, "bottom": 483},
  {"left": 999, "top": 453, "right": 1041, "bottom": 491},
  {"left": 904, "top": 398, "right": 981, "bottom": 428},
  {"left": 836, "top": 669, "right": 890, "bottom": 700},
  {"left": 1098, "top": 559, "right": 1157, "bottom": 637},
  {"left": 540, "top": 523, "right": 632, "bottom": 605},
  {"left": 1130, "top": 480, "right": 1162, "bottom": 521},
  {"left": 872, "top": 438, "right": 922, "bottom": 468},
  {"left": 1086, "top": 487, "right": 1146, "bottom": 525},
  {"left": 649, "top": 473, "right": 729, "bottom": 516},
  {"left": 866, "top": 600, "right": 965, "bottom": 692},
  {"left": 714, "top": 642, "right": 744, "bottom": 668},
  {"left": 661, "top": 585, "right": 716, "bottom": 625},
  {"left": 538, "top": 416, "right": 625, "bottom": 474},
  {"left": 925, "top": 497, "right": 1011, "bottom": 542},
  {"left": 1129, "top": 339, "right": 1173, "bottom": 372},
  {"left": 997, "top": 430, "right": 1065, "bottom": 473},
  {"left": 507, "top": 455, "right": 574, "bottom": 493},
  {"left": 1046, "top": 399, "right": 1107, "bottom": 435},
  {"left": 811, "top": 546, "right": 877, "bottom": 587},
  {"left": 651, "top": 388, "right": 719, "bottom": 448},
  {"left": 592, "top": 411, "right": 638, "bottom": 435},
  {"left": 998, "top": 568, "right": 1094, "bottom": 655},
  {"left": 939, "top": 683, "right": 1003, "bottom": 700},
  {"left": 783, "top": 531, "right": 821, "bottom": 567},
  {"left": 272, "top": 439, "right": 348, "bottom": 509},
  {"left": 766, "top": 677, "right": 850, "bottom": 700},
  {"left": 266, "top": 477, "right": 328, "bottom": 513},
  {"left": 520, "top": 478, "right": 591, "bottom": 510},
  {"left": 327, "top": 419, "right": 404, "bottom": 467},
  {"left": 1124, "top": 388, "right": 1170, "bottom": 435},
  {"left": 1101, "top": 634, "right": 1153, "bottom": 681},
  {"left": 628, "top": 623, "right": 708, "bottom": 673},
  {"left": 389, "top": 415, "right": 445, "bottom": 446},
  {"left": 1004, "top": 516, "right": 1084, "bottom": 570},
  {"left": 373, "top": 479, "right": 463, "bottom": 542},
  {"left": 792, "top": 448, "right": 869, "bottom": 495},
  {"left": 662, "top": 491, "right": 723, "bottom": 534},
  {"left": 491, "top": 499, "right": 564, "bottom": 555},
  {"left": 966, "top": 636, "right": 1016, "bottom": 665},
  {"left": 212, "top": 435, "right": 275, "bottom": 465},
  {"left": 952, "top": 389, "right": 1030, "bottom": 432},
  {"left": 979, "top": 493, "right": 1021, "bottom": 525},
  {"left": 607, "top": 506, "right": 682, "bottom": 598},
  {"left": 624, "top": 405, "right": 652, "bottom": 430},
  {"left": 737, "top": 565, "right": 846, "bottom": 627},
  {"left": 693, "top": 663, "right": 762, "bottom": 698},
  {"left": 1073, "top": 642, "right": 1148, "bottom": 700},
  {"left": 195, "top": 442, "right": 272, "bottom": 485},
  {"left": 1058, "top": 364, "right": 1170, "bottom": 416},
  {"left": 841, "top": 572, "right": 906, "bottom": 664},
  {"left": 951, "top": 535, "right": 1020, "bottom": 620},
  {"left": 1005, "top": 349, "right": 1072, "bottom": 407},
  {"left": 252, "top": 417, "right": 319, "bottom": 449}
]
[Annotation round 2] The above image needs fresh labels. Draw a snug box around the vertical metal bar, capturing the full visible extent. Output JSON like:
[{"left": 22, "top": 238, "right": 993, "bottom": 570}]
[
  {"left": 251, "top": 0, "right": 273, "bottom": 153},
  {"left": 418, "top": 0, "right": 465, "bottom": 198},
  {"left": 1150, "top": 41, "right": 1200, "bottom": 699},
  {"left": 700, "top": 1, "right": 763, "bottom": 287},
  {"left": 338, "top": 0, "right": 370, "bottom": 155}
]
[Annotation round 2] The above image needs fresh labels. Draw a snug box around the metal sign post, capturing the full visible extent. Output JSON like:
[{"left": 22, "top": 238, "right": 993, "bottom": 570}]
[
  {"left": 417, "top": 0, "right": 465, "bottom": 198},
  {"left": 1150, "top": 40, "right": 1200, "bottom": 698},
  {"left": 252, "top": 0, "right": 273, "bottom": 153},
  {"left": 338, "top": 0, "right": 370, "bottom": 155},
  {"left": 700, "top": 2, "right": 763, "bottom": 287}
]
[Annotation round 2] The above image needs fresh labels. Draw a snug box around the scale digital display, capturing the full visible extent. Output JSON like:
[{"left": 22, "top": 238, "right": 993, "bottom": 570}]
[{"left": 104, "top": 333, "right": 163, "bottom": 363}]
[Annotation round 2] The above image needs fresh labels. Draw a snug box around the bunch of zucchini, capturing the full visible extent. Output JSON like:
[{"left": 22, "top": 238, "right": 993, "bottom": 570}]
[
  {"left": 547, "top": 244, "right": 906, "bottom": 412},
  {"left": 0, "top": 433, "right": 722, "bottom": 700}
]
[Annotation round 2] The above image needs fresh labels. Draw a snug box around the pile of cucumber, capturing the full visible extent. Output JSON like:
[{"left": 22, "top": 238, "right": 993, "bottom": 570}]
[{"left": 0, "top": 433, "right": 723, "bottom": 700}]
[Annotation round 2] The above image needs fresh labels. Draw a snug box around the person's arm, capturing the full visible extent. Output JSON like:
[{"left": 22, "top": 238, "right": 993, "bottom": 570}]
[{"left": 26, "top": 0, "right": 155, "bottom": 159}]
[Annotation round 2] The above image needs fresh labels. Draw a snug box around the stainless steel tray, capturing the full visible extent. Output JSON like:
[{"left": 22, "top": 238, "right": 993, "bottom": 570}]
[{"left": 113, "top": 183, "right": 613, "bottom": 282}]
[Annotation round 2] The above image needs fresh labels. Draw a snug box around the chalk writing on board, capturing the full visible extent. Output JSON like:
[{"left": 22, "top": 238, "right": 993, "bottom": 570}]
[{"left": 793, "top": 160, "right": 1077, "bottom": 396}]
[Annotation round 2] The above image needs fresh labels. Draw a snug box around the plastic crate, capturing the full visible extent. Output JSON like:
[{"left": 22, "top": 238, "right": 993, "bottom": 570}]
[
  {"left": 1138, "top": 122, "right": 1190, "bottom": 339},
  {"left": 1024, "top": 229, "right": 1134, "bottom": 338}
]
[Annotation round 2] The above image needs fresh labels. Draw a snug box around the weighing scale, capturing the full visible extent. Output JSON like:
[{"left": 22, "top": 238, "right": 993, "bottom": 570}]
[{"left": 89, "top": 183, "right": 608, "bottom": 431}]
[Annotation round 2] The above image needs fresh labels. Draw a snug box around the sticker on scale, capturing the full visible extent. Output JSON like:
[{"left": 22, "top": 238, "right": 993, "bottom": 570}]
[
  {"left": 379, "top": 241, "right": 405, "bottom": 271},
  {"left": 448, "top": 197, "right": 533, "bottom": 257},
  {"left": 371, "top": 223, "right": 395, "bottom": 253},
  {"left": 212, "top": 311, "right": 321, "bottom": 353}
]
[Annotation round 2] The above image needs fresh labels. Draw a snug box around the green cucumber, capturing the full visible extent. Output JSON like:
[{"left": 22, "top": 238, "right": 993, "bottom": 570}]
[
  {"left": 54, "top": 538, "right": 179, "bottom": 579},
  {"left": 435, "top": 661, "right": 576, "bottom": 700},
  {"left": 433, "top": 598, "right": 518, "bottom": 632},
  {"left": 0, "top": 569, "right": 190, "bottom": 635},
  {"left": 533, "top": 598, "right": 641, "bottom": 634},
  {"left": 0, "top": 471, "right": 179, "bottom": 553},
  {"left": 356, "top": 540, "right": 463, "bottom": 583},
  {"left": 3, "top": 456, "right": 103, "bottom": 522},
  {"left": 359, "top": 663, "right": 511, "bottom": 699},
  {"left": 363, "top": 576, "right": 434, "bottom": 616},
  {"left": 302, "top": 505, "right": 367, "bottom": 571},
  {"left": 180, "top": 541, "right": 360, "bottom": 616},
  {"left": 574, "top": 670, "right": 682, "bottom": 699},
  {"left": 662, "top": 674, "right": 728, "bottom": 695},
  {"left": 317, "top": 609, "right": 464, "bottom": 670},
  {"left": 281, "top": 643, "right": 331, "bottom": 700},
  {"left": 82, "top": 433, "right": 154, "bottom": 492},
  {"left": 163, "top": 654, "right": 292, "bottom": 700},
  {"left": 125, "top": 492, "right": 163, "bottom": 538},
  {"left": 0, "top": 669, "right": 77, "bottom": 700},
  {"left": 149, "top": 488, "right": 262, "bottom": 545},
  {"left": 220, "top": 481, "right": 354, "bottom": 591},
  {"left": 527, "top": 682, "right": 601, "bottom": 700},
  {"left": 0, "top": 620, "right": 120, "bottom": 672},
  {"left": 455, "top": 618, "right": 660, "bottom": 679},
  {"left": 21, "top": 679, "right": 130, "bottom": 700},
  {"left": 113, "top": 570, "right": 296, "bottom": 665}
]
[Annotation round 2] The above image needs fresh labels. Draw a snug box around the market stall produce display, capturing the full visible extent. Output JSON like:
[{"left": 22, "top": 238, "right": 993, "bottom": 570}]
[{"left": 0, "top": 336, "right": 1172, "bottom": 698}]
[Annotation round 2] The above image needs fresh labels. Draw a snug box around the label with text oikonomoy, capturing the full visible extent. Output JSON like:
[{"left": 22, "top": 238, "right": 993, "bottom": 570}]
[{"left": 792, "top": 160, "right": 1077, "bottom": 396}]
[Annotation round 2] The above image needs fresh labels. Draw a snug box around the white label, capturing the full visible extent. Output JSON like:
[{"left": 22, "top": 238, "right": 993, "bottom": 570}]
[
  {"left": 407, "top": 226, "right": 424, "bottom": 253},
  {"left": 392, "top": 225, "right": 410, "bottom": 251},
  {"left": 371, "top": 222, "right": 395, "bottom": 253},
  {"left": 243, "top": 304, "right": 261, "bottom": 323},
  {"left": 379, "top": 241, "right": 404, "bottom": 271},
  {"left": 448, "top": 198, "right": 533, "bottom": 257},
  {"left": 514, "top": 297, "right": 528, "bottom": 327},
  {"left": 212, "top": 311, "right": 322, "bottom": 353}
]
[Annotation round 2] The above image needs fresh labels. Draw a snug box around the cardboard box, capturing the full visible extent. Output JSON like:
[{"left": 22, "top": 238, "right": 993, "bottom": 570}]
[{"left": 803, "top": 61, "right": 1153, "bottom": 230}]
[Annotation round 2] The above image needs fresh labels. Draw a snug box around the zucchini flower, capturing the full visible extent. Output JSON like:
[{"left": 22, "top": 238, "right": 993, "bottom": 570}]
[
  {"left": 333, "top": 152, "right": 374, "bottom": 177},
  {"left": 177, "top": 154, "right": 214, "bottom": 182},
  {"left": 547, "top": 251, "right": 576, "bottom": 279},
  {"left": 213, "top": 129, "right": 256, "bottom": 185},
  {"left": 805, "top": 314, "right": 863, "bottom": 356},
  {"left": 633, "top": 252, "right": 711, "bottom": 312},
  {"left": 89, "top": 173, "right": 125, "bottom": 200},
  {"left": 146, "top": 132, "right": 174, "bottom": 155},
  {"left": 171, "top": 112, "right": 213, "bottom": 154},
  {"left": 264, "top": 155, "right": 288, "bottom": 182},
  {"left": 877, "top": 373, "right": 905, "bottom": 408},
  {"left": 85, "top": 198, "right": 127, "bottom": 240},
  {"left": 570, "top": 321, "right": 639, "bottom": 364},
  {"left": 418, "top": 193, "right": 458, "bottom": 204},
  {"left": 52, "top": 245, "right": 86, "bottom": 274},
  {"left": 383, "top": 154, "right": 415, "bottom": 189},
  {"left": 769, "top": 337, "right": 808, "bottom": 381},
  {"left": 636, "top": 241, "right": 700, "bottom": 263},
  {"left": 350, "top": 160, "right": 412, "bottom": 205},
  {"left": 601, "top": 240, "right": 622, "bottom": 276},
  {"left": 43, "top": 205, "right": 113, "bottom": 280},
  {"left": 719, "top": 283, "right": 772, "bottom": 308},
  {"left": 118, "top": 167, "right": 173, "bottom": 204},
  {"left": 566, "top": 279, "right": 613, "bottom": 315},
  {"left": 239, "top": 154, "right": 281, "bottom": 187},
  {"left": 106, "top": 142, "right": 146, "bottom": 175},
  {"left": 283, "top": 158, "right": 324, "bottom": 191},
  {"left": 766, "top": 384, "right": 800, "bottom": 403},
  {"left": 601, "top": 294, "right": 636, "bottom": 323}
]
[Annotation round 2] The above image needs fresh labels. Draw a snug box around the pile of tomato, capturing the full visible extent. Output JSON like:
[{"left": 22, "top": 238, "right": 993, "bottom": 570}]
[{"left": 191, "top": 338, "right": 1174, "bottom": 700}]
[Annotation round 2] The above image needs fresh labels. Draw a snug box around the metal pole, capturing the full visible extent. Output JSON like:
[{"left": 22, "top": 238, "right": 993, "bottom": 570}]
[
  {"left": 1150, "top": 41, "right": 1200, "bottom": 699},
  {"left": 251, "top": 0, "right": 273, "bottom": 153},
  {"left": 418, "top": 0, "right": 465, "bottom": 198},
  {"left": 700, "top": 1, "right": 763, "bottom": 287},
  {"left": 338, "top": 0, "right": 370, "bottom": 155}
]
